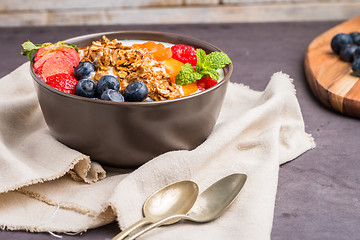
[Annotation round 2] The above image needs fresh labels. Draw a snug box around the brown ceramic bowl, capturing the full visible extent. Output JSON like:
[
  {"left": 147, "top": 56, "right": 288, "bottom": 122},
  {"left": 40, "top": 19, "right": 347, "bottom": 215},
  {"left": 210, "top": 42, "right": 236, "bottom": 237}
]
[{"left": 30, "top": 31, "right": 233, "bottom": 168}]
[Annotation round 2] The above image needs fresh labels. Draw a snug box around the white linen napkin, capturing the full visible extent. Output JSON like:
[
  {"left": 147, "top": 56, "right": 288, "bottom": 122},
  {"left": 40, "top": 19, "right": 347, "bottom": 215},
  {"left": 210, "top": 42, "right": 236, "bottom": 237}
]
[{"left": 0, "top": 62, "right": 315, "bottom": 239}]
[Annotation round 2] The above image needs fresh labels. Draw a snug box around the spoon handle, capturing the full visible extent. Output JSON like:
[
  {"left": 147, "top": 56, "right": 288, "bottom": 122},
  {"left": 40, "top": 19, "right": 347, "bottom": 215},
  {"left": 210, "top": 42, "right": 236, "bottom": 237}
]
[
  {"left": 112, "top": 218, "right": 151, "bottom": 240},
  {"left": 125, "top": 215, "right": 185, "bottom": 240}
]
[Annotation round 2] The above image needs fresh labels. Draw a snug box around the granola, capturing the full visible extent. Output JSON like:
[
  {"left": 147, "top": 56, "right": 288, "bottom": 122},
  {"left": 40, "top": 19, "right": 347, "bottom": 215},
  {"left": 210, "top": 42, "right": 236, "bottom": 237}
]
[{"left": 80, "top": 36, "right": 182, "bottom": 101}]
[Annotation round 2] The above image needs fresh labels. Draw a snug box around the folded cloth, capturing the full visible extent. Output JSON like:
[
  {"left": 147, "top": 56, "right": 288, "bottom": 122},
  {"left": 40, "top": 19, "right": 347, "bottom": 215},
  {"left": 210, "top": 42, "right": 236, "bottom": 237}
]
[{"left": 0, "top": 63, "right": 315, "bottom": 239}]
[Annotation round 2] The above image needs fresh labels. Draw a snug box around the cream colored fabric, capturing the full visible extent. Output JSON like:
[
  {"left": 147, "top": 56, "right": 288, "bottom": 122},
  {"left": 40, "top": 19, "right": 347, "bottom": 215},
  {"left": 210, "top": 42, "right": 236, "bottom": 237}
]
[{"left": 0, "top": 63, "right": 315, "bottom": 239}]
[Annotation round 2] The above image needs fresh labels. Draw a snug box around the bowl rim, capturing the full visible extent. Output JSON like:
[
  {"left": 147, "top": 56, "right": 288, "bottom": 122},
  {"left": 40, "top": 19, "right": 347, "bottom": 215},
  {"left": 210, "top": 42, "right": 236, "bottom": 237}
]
[{"left": 30, "top": 30, "right": 233, "bottom": 106}]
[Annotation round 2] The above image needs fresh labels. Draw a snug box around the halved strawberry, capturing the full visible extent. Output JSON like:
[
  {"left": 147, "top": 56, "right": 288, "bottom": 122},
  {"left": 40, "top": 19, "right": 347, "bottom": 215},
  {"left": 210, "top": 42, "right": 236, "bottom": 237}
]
[
  {"left": 34, "top": 45, "right": 52, "bottom": 62},
  {"left": 56, "top": 46, "right": 80, "bottom": 65},
  {"left": 46, "top": 73, "right": 77, "bottom": 94},
  {"left": 34, "top": 46, "right": 79, "bottom": 71},
  {"left": 34, "top": 50, "right": 63, "bottom": 71},
  {"left": 37, "top": 54, "right": 76, "bottom": 79}
]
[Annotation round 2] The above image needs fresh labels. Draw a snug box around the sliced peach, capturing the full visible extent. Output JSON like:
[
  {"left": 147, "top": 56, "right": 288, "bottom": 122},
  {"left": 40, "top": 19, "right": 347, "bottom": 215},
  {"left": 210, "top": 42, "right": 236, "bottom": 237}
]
[
  {"left": 181, "top": 82, "right": 199, "bottom": 96},
  {"left": 132, "top": 41, "right": 172, "bottom": 61},
  {"left": 132, "top": 41, "right": 164, "bottom": 52},
  {"left": 152, "top": 47, "right": 172, "bottom": 61},
  {"left": 163, "top": 58, "right": 184, "bottom": 82}
]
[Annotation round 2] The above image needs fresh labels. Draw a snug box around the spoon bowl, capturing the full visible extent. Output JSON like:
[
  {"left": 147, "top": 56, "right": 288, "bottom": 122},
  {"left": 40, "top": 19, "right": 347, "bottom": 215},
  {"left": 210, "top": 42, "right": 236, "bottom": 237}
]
[
  {"left": 143, "top": 181, "right": 199, "bottom": 224},
  {"left": 125, "top": 173, "right": 247, "bottom": 240},
  {"left": 112, "top": 180, "right": 199, "bottom": 240},
  {"left": 187, "top": 173, "right": 247, "bottom": 222}
]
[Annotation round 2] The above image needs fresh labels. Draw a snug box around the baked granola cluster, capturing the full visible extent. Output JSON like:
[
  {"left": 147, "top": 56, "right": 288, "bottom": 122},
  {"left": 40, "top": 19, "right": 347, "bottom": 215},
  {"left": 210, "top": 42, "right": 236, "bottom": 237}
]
[{"left": 79, "top": 36, "right": 182, "bottom": 101}]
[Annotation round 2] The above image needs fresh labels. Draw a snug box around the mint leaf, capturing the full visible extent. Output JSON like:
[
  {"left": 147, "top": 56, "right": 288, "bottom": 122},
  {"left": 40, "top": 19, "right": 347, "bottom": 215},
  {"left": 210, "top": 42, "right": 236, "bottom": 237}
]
[
  {"left": 199, "top": 68, "right": 220, "bottom": 80},
  {"left": 195, "top": 48, "right": 207, "bottom": 68},
  {"left": 176, "top": 63, "right": 202, "bottom": 85},
  {"left": 195, "top": 48, "right": 211, "bottom": 72},
  {"left": 206, "top": 51, "right": 232, "bottom": 70}
]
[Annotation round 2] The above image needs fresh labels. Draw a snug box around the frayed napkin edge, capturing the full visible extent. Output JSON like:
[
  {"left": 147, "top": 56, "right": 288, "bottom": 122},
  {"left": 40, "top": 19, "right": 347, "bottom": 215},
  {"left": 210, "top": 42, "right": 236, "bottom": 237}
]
[{"left": 1, "top": 154, "right": 90, "bottom": 194}]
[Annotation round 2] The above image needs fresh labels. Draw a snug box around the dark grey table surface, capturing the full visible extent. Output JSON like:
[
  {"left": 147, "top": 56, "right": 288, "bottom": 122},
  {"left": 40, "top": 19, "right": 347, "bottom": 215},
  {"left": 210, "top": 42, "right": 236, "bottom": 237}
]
[{"left": 0, "top": 21, "right": 359, "bottom": 240}]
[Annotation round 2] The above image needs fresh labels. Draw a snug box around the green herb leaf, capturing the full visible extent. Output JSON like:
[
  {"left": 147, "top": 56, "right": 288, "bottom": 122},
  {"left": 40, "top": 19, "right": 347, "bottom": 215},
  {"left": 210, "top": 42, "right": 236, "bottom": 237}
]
[
  {"left": 21, "top": 40, "right": 43, "bottom": 61},
  {"left": 195, "top": 48, "right": 207, "bottom": 70},
  {"left": 176, "top": 63, "right": 202, "bottom": 85},
  {"left": 198, "top": 68, "right": 220, "bottom": 80},
  {"left": 206, "top": 51, "right": 232, "bottom": 70},
  {"left": 22, "top": 41, "right": 40, "bottom": 51},
  {"left": 175, "top": 48, "right": 231, "bottom": 85}
]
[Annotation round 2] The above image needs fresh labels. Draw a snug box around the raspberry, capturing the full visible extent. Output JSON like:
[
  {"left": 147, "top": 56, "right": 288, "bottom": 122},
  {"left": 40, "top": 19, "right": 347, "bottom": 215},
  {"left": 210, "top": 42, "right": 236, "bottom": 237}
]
[
  {"left": 46, "top": 73, "right": 78, "bottom": 94},
  {"left": 196, "top": 76, "right": 218, "bottom": 90},
  {"left": 171, "top": 44, "right": 197, "bottom": 67}
]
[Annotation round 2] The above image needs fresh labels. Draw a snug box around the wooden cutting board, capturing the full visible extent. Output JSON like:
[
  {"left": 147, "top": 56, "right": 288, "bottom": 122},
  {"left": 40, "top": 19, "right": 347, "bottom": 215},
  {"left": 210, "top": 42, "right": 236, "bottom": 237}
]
[{"left": 305, "top": 16, "right": 360, "bottom": 118}]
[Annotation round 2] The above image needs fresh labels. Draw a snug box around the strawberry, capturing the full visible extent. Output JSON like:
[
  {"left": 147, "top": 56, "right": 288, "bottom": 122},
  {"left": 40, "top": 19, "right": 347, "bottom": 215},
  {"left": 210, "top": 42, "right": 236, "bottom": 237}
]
[
  {"left": 34, "top": 45, "right": 52, "bottom": 62},
  {"left": 34, "top": 46, "right": 79, "bottom": 71},
  {"left": 46, "top": 73, "right": 77, "bottom": 94},
  {"left": 37, "top": 54, "right": 76, "bottom": 79},
  {"left": 22, "top": 41, "right": 80, "bottom": 75},
  {"left": 171, "top": 44, "right": 197, "bottom": 67},
  {"left": 196, "top": 76, "right": 218, "bottom": 90},
  {"left": 34, "top": 50, "right": 63, "bottom": 71},
  {"left": 35, "top": 45, "right": 79, "bottom": 66},
  {"left": 56, "top": 46, "right": 80, "bottom": 65}
]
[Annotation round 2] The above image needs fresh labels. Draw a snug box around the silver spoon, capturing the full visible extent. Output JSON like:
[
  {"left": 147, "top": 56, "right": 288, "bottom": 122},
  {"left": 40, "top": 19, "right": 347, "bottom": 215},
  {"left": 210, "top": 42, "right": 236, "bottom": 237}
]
[
  {"left": 125, "top": 173, "right": 247, "bottom": 240},
  {"left": 112, "top": 180, "right": 199, "bottom": 240}
]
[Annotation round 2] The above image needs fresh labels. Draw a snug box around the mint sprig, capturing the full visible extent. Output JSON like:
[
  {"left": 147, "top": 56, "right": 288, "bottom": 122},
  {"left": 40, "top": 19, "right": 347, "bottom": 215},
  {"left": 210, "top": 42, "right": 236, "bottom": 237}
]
[
  {"left": 21, "top": 40, "right": 78, "bottom": 61},
  {"left": 176, "top": 63, "right": 202, "bottom": 85},
  {"left": 175, "top": 48, "right": 231, "bottom": 86}
]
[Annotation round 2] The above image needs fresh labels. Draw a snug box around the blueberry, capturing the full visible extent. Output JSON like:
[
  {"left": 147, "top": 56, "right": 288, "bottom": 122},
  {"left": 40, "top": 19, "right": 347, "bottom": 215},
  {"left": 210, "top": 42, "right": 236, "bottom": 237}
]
[
  {"left": 75, "top": 78, "right": 97, "bottom": 98},
  {"left": 74, "top": 61, "right": 96, "bottom": 80},
  {"left": 354, "top": 47, "right": 360, "bottom": 61},
  {"left": 352, "top": 59, "right": 360, "bottom": 77},
  {"left": 339, "top": 44, "right": 359, "bottom": 62},
  {"left": 353, "top": 35, "right": 360, "bottom": 46},
  {"left": 350, "top": 32, "right": 360, "bottom": 45},
  {"left": 123, "top": 81, "right": 148, "bottom": 102},
  {"left": 97, "top": 75, "right": 120, "bottom": 96},
  {"left": 100, "top": 89, "right": 124, "bottom": 102},
  {"left": 331, "top": 33, "right": 353, "bottom": 54}
]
